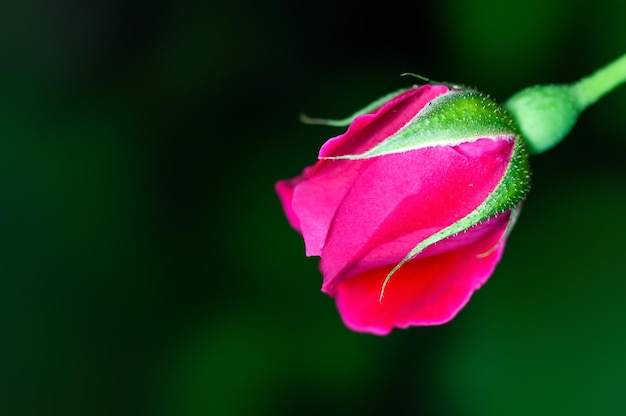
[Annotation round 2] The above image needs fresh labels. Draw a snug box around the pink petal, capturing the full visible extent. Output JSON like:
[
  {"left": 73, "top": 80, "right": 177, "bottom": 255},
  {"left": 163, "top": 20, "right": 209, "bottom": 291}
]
[
  {"left": 287, "top": 159, "right": 372, "bottom": 256},
  {"left": 275, "top": 178, "right": 302, "bottom": 232},
  {"left": 320, "top": 138, "right": 514, "bottom": 294},
  {"left": 277, "top": 85, "right": 450, "bottom": 257},
  {"left": 334, "top": 212, "right": 511, "bottom": 335}
]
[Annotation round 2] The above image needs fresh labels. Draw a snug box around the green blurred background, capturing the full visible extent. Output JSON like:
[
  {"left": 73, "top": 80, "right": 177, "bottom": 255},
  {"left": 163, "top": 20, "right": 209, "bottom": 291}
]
[{"left": 1, "top": 1, "right": 625, "bottom": 415}]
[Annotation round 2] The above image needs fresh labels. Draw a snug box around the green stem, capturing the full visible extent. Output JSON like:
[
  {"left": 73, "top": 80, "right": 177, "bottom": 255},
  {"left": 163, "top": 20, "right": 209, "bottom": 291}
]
[{"left": 573, "top": 53, "right": 626, "bottom": 109}]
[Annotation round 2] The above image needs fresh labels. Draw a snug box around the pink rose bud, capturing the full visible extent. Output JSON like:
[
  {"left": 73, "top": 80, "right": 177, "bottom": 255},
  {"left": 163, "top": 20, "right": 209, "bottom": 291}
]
[{"left": 276, "top": 84, "right": 531, "bottom": 335}]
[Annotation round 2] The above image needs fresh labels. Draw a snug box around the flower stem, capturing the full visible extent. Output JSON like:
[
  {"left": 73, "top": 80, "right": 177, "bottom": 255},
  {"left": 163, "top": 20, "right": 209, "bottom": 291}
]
[{"left": 572, "top": 53, "right": 626, "bottom": 109}]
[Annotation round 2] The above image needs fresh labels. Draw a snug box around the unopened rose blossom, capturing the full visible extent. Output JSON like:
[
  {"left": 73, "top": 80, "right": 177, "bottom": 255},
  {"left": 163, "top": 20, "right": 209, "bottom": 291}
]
[
  {"left": 277, "top": 53, "right": 626, "bottom": 335},
  {"left": 276, "top": 84, "right": 530, "bottom": 335}
]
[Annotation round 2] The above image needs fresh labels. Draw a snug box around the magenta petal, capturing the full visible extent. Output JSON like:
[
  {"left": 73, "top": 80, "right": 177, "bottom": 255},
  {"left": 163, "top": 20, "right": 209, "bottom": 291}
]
[
  {"left": 278, "top": 86, "right": 452, "bottom": 257},
  {"left": 275, "top": 161, "right": 363, "bottom": 256},
  {"left": 275, "top": 178, "right": 302, "bottom": 232},
  {"left": 334, "top": 212, "right": 511, "bottom": 335},
  {"left": 320, "top": 139, "right": 514, "bottom": 294},
  {"left": 289, "top": 159, "right": 372, "bottom": 256}
]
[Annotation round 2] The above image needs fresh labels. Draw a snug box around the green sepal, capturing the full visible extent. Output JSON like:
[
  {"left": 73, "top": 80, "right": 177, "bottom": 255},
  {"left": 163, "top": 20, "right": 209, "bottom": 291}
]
[
  {"left": 323, "top": 90, "right": 519, "bottom": 160},
  {"left": 300, "top": 88, "right": 410, "bottom": 127},
  {"left": 379, "top": 121, "right": 531, "bottom": 301}
]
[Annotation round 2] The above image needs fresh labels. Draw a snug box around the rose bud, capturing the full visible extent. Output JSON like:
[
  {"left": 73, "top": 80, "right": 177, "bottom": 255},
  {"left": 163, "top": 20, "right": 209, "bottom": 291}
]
[{"left": 276, "top": 83, "right": 531, "bottom": 335}]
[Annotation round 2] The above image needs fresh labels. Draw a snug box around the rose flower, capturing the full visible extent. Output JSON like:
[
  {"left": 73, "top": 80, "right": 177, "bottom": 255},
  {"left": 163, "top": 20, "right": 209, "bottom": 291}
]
[{"left": 276, "top": 84, "right": 530, "bottom": 335}]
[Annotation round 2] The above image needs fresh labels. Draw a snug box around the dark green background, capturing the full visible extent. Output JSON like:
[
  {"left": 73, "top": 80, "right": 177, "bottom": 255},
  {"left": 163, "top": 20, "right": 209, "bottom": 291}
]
[{"left": 1, "top": 1, "right": 625, "bottom": 415}]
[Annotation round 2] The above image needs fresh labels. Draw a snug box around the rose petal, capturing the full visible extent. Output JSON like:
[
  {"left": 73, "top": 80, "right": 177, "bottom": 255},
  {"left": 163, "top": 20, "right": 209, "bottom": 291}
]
[
  {"left": 287, "top": 159, "right": 371, "bottom": 256},
  {"left": 279, "top": 85, "right": 451, "bottom": 257},
  {"left": 275, "top": 178, "right": 302, "bottom": 232},
  {"left": 320, "top": 138, "right": 514, "bottom": 294},
  {"left": 334, "top": 212, "right": 511, "bottom": 335}
]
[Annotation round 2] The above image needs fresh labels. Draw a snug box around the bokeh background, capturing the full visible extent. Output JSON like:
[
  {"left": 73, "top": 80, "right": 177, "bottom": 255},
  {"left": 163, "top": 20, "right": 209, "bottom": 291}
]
[{"left": 1, "top": 1, "right": 625, "bottom": 415}]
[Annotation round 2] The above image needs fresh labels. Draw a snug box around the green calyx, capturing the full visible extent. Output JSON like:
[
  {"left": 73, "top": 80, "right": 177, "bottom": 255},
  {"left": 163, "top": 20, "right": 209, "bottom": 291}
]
[
  {"left": 322, "top": 90, "right": 519, "bottom": 160},
  {"left": 378, "top": 134, "right": 530, "bottom": 301}
]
